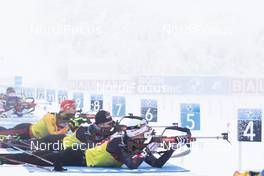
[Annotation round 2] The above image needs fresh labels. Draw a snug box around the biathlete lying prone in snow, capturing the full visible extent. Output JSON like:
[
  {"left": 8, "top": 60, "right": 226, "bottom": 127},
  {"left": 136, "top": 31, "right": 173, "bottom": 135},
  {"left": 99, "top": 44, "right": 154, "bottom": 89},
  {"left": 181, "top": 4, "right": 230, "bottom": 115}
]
[{"left": 1, "top": 118, "right": 178, "bottom": 169}]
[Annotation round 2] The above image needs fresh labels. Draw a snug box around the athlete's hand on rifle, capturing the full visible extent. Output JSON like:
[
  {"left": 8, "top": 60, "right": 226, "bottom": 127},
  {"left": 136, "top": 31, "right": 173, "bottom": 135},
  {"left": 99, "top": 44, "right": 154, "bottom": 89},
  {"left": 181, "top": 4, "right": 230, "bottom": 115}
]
[
  {"left": 132, "top": 147, "right": 151, "bottom": 159},
  {"left": 68, "top": 117, "right": 90, "bottom": 132},
  {"left": 57, "top": 126, "right": 69, "bottom": 134}
]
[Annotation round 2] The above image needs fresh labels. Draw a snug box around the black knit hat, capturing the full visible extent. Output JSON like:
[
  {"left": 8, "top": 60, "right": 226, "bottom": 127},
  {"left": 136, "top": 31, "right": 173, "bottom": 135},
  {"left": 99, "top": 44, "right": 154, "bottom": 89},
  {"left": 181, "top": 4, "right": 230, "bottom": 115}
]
[
  {"left": 6, "top": 87, "right": 15, "bottom": 94},
  {"left": 95, "top": 110, "right": 112, "bottom": 124}
]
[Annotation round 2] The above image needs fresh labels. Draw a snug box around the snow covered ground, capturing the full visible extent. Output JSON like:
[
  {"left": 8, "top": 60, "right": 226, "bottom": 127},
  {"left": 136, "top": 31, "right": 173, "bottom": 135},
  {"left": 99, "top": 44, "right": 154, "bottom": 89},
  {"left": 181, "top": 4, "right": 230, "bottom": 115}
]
[{"left": 1, "top": 0, "right": 264, "bottom": 175}]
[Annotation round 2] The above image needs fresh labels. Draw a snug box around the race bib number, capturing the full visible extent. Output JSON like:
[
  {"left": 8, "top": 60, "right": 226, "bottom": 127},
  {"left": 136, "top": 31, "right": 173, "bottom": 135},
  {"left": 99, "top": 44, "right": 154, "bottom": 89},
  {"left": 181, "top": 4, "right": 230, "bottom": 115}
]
[
  {"left": 112, "top": 96, "right": 126, "bottom": 117},
  {"left": 238, "top": 109, "right": 262, "bottom": 142},
  {"left": 90, "top": 95, "right": 103, "bottom": 112},
  {"left": 141, "top": 99, "right": 158, "bottom": 122},
  {"left": 73, "top": 92, "right": 84, "bottom": 110},
  {"left": 181, "top": 104, "right": 200, "bottom": 130}
]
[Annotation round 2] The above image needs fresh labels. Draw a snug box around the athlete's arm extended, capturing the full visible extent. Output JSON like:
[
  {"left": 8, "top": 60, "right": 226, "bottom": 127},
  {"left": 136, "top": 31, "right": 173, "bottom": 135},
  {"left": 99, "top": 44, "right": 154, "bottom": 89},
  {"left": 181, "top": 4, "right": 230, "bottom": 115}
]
[
  {"left": 46, "top": 116, "right": 68, "bottom": 135},
  {"left": 106, "top": 138, "right": 144, "bottom": 169},
  {"left": 144, "top": 148, "right": 174, "bottom": 168}
]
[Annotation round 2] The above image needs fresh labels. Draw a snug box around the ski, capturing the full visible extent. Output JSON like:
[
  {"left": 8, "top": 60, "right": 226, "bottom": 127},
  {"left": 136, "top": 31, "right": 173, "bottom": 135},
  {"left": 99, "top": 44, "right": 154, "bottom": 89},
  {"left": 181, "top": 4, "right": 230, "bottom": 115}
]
[
  {"left": 0, "top": 155, "right": 52, "bottom": 172},
  {"left": 0, "top": 140, "right": 53, "bottom": 165}
]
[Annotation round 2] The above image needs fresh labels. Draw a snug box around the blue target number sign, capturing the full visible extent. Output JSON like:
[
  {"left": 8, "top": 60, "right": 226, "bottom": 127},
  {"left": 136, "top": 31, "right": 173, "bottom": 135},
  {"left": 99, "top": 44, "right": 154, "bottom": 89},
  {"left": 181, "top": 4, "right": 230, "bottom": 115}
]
[
  {"left": 181, "top": 104, "right": 200, "bottom": 130},
  {"left": 141, "top": 99, "right": 158, "bottom": 122},
  {"left": 22, "top": 88, "right": 35, "bottom": 98},
  {"left": 46, "top": 89, "right": 56, "bottom": 103},
  {"left": 112, "top": 96, "right": 126, "bottom": 117},
  {"left": 90, "top": 95, "right": 103, "bottom": 112},
  {"left": 14, "top": 87, "right": 23, "bottom": 97},
  {"left": 238, "top": 109, "right": 262, "bottom": 142},
  {"left": 73, "top": 92, "right": 84, "bottom": 110},
  {"left": 36, "top": 88, "right": 45, "bottom": 100},
  {"left": 58, "top": 90, "right": 68, "bottom": 104}
]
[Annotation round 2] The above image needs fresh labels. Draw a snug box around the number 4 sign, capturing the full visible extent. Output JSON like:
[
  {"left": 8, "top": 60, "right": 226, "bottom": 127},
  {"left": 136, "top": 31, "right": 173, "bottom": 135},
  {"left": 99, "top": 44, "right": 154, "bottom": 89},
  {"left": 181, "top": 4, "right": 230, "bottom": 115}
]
[
  {"left": 238, "top": 109, "right": 262, "bottom": 142},
  {"left": 181, "top": 104, "right": 200, "bottom": 130}
]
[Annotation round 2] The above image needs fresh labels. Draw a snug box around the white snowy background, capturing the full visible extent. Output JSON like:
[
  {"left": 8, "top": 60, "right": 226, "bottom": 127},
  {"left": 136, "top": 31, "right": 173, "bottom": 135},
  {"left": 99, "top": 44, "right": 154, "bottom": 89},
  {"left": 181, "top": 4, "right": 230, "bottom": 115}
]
[{"left": 1, "top": 0, "right": 264, "bottom": 175}]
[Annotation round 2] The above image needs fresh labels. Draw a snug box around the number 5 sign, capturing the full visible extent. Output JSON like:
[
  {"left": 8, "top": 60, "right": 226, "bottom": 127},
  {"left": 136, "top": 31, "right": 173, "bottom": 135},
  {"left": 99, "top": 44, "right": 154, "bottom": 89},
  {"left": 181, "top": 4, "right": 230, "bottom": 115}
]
[
  {"left": 238, "top": 109, "right": 262, "bottom": 142},
  {"left": 181, "top": 104, "right": 200, "bottom": 130}
]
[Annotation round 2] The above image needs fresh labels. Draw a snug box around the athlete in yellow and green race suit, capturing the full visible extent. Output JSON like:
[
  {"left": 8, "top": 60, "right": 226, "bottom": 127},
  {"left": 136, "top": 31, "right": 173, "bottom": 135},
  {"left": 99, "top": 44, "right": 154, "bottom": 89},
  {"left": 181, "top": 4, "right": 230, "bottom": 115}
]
[{"left": 0, "top": 100, "right": 76, "bottom": 139}]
